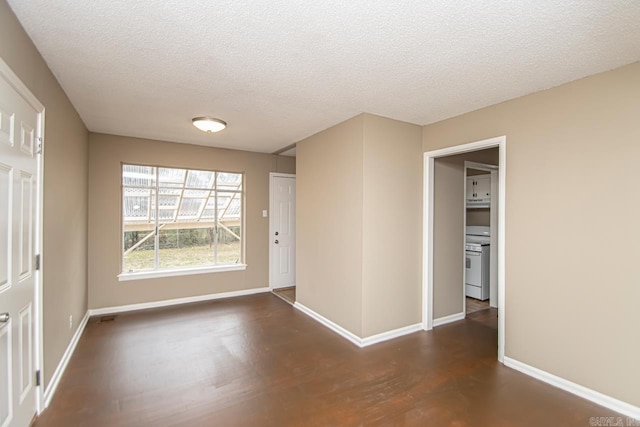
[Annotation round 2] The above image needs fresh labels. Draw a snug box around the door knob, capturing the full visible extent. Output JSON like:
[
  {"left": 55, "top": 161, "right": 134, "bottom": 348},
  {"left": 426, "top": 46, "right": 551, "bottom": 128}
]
[
  {"left": 274, "top": 240, "right": 279, "bottom": 244},
  {"left": 0, "top": 313, "right": 9, "bottom": 323},
  {"left": 275, "top": 231, "right": 279, "bottom": 236}
]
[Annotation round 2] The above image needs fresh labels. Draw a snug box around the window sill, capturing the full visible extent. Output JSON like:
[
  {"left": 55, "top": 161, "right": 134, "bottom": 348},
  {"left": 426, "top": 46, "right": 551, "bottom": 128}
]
[{"left": 118, "top": 264, "right": 247, "bottom": 282}]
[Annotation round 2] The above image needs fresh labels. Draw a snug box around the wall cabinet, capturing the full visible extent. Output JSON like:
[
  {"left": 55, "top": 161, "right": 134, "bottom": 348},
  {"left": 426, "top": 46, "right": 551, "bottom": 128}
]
[{"left": 466, "top": 175, "right": 491, "bottom": 208}]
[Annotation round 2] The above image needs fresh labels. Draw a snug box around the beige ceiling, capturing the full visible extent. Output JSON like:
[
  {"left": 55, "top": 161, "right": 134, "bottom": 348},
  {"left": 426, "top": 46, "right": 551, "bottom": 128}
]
[{"left": 7, "top": 0, "right": 640, "bottom": 154}]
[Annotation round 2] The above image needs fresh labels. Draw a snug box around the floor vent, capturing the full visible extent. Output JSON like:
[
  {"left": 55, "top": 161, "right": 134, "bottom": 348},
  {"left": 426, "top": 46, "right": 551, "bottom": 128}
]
[{"left": 98, "top": 315, "right": 117, "bottom": 323}]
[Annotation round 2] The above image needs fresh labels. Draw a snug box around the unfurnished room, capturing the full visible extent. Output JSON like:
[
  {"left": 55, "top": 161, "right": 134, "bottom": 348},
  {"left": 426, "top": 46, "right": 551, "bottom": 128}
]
[{"left": 0, "top": 1, "right": 639, "bottom": 426}]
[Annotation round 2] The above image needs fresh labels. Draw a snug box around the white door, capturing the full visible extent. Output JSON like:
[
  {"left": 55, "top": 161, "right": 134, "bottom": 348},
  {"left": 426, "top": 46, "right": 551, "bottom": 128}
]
[
  {"left": 0, "top": 64, "right": 40, "bottom": 427},
  {"left": 270, "top": 175, "right": 295, "bottom": 289}
]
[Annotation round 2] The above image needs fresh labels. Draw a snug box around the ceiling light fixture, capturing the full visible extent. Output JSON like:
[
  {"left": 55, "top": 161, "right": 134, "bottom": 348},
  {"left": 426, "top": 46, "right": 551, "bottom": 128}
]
[{"left": 192, "top": 117, "right": 227, "bottom": 133}]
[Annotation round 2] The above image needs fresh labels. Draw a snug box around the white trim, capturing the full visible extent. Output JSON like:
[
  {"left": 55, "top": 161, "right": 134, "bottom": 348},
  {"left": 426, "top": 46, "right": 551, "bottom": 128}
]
[
  {"left": 294, "top": 302, "right": 421, "bottom": 347},
  {"left": 504, "top": 357, "right": 640, "bottom": 420},
  {"left": 0, "top": 60, "right": 45, "bottom": 111},
  {"left": 465, "top": 161, "right": 499, "bottom": 171},
  {"left": 423, "top": 135, "right": 507, "bottom": 363},
  {"left": 88, "top": 287, "right": 270, "bottom": 316},
  {"left": 497, "top": 142, "right": 506, "bottom": 362},
  {"left": 43, "top": 311, "right": 89, "bottom": 408},
  {"left": 117, "top": 263, "right": 247, "bottom": 282},
  {"left": 432, "top": 312, "right": 465, "bottom": 327},
  {"left": 422, "top": 156, "right": 434, "bottom": 331},
  {"left": 268, "top": 172, "right": 296, "bottom": 290},
  {"left": 0, "top": 57, "right": 47, "bottom": 414},
  {"left": 360, "top": 323, "right": 423, "bottom": 347},
  {"left": 293, "top": 302, "right": 362, "bottom": 346},
  {"left": 271, "top": 289, "right": 294, "bottom": 305}
]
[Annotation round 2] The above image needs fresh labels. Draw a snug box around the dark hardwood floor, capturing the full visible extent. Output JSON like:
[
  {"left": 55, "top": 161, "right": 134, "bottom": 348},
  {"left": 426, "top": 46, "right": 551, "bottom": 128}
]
[{"left": 35, "top": 294, "right": 621, "bottom": 426}]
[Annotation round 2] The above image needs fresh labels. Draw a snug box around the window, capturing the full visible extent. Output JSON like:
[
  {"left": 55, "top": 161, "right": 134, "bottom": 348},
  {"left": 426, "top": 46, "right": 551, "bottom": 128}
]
[{"left": 121, "top": 164, "right": 244, "bottom": 277}]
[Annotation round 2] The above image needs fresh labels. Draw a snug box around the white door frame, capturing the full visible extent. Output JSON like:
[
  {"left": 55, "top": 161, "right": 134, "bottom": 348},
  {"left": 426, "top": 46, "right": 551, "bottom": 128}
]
[
  {"left": 463, "top": 161, "right": 499, "bottom": 313},
  {"left": 0, "top": 58, "right": 46, "bottom": 413},
  {"left": 422, "top": 136, "right": 506, "bottom": 362},
  {"left": 268, "top": 172, "right": 296, "bottom": 290}
]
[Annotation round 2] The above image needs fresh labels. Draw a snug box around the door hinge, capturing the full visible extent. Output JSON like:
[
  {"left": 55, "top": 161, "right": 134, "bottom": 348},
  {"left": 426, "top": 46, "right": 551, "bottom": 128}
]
[
  {"left": 36, "top": 370, "right": 41, "bottom": 386},
  {"left": 35, "top": 254, "right": 41, "bottom": 271},
  {"left": 36, "top": 137, "right": 43, "bottom": 154}
]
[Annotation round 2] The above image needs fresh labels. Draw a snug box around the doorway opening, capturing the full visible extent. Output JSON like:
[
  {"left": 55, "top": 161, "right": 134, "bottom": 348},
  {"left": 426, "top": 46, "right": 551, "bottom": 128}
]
[
  {"left": 269, "top": 173, "right": 296, "bottom": 305},
  {"left": 423, "top": 136, "right": 506, "bottom": 362}
]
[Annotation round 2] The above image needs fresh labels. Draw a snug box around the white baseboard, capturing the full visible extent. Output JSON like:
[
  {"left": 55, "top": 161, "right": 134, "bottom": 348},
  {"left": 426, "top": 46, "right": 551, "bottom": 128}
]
[
  {"left": 88, "top": 287, "right": 270, "bottom": 316},
  {"left": 504, "top": 357, "right": 640, "bottom": 420},
  {"left": 433, "top": 311, "right": 465, "bottom": 327},
  {"left": 294, "top": 302, "right": 422, "bottom": 348},
  {"left": 361, "top": 323, "right": 423, "bottom": 347},
  {"left": 43, "top": 310, "right": 90, "bottom": 408},
  {"left": 294, "top": 302, "right": 362, "bottom": 346}
]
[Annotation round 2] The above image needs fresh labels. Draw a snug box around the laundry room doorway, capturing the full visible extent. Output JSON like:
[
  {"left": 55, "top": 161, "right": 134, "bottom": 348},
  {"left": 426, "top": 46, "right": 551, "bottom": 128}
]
[{"left": 423, "top": 136, "right": 506, "bottom": 362}]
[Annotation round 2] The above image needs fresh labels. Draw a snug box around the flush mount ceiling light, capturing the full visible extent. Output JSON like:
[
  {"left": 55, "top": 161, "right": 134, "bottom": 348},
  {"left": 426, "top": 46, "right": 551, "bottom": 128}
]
[{"left": 192, "top": 117, "right": 227, "bottom": 133}]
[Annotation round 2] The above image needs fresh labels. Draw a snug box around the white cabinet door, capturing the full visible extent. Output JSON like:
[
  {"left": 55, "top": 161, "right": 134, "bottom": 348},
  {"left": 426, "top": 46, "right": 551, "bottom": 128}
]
[
  {"left": 0, "top": 66, "right": 39, "bottom": 427},
  {"left": 466, "top": 177, "right": 475, "bottom": 200},
  {"left": 467, "top": 174, "right": 491, "bottom": 206},
  {"left": 474, "top": 175, "right": 491, "bottom": 200}
]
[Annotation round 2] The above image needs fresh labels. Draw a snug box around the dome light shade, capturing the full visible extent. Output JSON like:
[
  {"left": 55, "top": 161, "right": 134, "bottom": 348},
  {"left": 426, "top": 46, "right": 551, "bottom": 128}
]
[{"left": 192, "top": 117, "right": 227, "bottom": 133}]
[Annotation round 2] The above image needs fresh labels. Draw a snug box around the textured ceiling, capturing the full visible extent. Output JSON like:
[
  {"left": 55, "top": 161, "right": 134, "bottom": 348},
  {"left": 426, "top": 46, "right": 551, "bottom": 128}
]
[{"left": 7, "top": 0, "right": 640, "bottom": 154}]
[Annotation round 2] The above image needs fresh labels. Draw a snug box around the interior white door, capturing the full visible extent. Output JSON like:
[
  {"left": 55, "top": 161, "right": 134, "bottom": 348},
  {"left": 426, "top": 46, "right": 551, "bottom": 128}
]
[
  {"left": 0, "top": 67, "right": 40, "bottom": 427},
  {"left": 270, "top": 176, "right": 295, "bottom": 289}
]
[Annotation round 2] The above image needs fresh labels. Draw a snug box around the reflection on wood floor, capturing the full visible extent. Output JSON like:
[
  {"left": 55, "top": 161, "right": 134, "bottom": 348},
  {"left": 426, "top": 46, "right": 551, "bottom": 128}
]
[
  {"left": 466, "top": 296, "right": 490, "bottom": 314},
  {"left": 272, "top": 286, "right": 295, "bottom": 305}
]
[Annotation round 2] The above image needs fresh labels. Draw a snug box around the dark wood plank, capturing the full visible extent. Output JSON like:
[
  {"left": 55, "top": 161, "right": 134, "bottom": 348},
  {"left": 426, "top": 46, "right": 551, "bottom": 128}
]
[{"left": 34, "top": 294, "right": 623, "bottom": 426}]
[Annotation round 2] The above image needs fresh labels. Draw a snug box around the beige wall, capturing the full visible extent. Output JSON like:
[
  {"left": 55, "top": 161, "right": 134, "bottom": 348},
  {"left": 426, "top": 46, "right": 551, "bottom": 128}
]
[
  {"left": 361, "top": 114, "right": 422, "bottom": 336},
  {"left": 297, "top": 114, "right": 423, "bottom": 338},
  {"left": 296, "top": 115, "right": 365, "bottom": 335},
  {"left": 466, "top": 209, "right": 490, "bottom": 226},
  {"left": 433, "top": 149, "right": 498, "bottom": 319},
  {"left": 0, "top": 0, "right": 89, "bottom": 388},
  {"left": 424, "top": 62, "right": 640, "bottom": 406},
  {"left": 88, "top": 133, "right": 294, "bottom": 308}
]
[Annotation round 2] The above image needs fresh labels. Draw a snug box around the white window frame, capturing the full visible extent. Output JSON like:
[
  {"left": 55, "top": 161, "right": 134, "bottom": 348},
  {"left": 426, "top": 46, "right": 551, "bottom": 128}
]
[{"left": 118, "top": 163, "right": 246, "bottom": 281}]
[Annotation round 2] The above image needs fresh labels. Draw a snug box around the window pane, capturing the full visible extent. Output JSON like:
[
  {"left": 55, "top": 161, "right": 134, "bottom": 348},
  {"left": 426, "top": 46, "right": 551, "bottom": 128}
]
[
  {"left": 186, "top": 170, "right": 214, "bottom": 189},
  {"left": 178, "top": 198, "right": 205, "bottom": 218},
  {"left": 217, "top": 226, "right": 241, "bottom": 264},
  {"left": 123, "top": 188, "right": 152, "bottom": 221},
  {"left": 158, "top": 226, "right": 216, "bottom": 269},
  {"left": 217, "top": 192, "right": 242, "bottom": 222},
  {"left": 123, "top": 165, "right": 155, "bottom": 187},
  {"left": 184, "top": 189, "right": 209, "bottom": 198},
  {"left": 158, "top": 167, "right": 186, "bottom": 187},
  {"left": 122, "top": 164, "right": 244, "bottom": 274},
  {"left": 158, "top": 209, "right": 176, "bottom": 221},
  {"left": 217, "top": 172, "right": 242, "bottom": 191},
  {"left": 123, "top": 225, "right": 156, "bottom": 272},
  {"left": 217, "top": 190, "right": 241, "bottom": 264}
]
